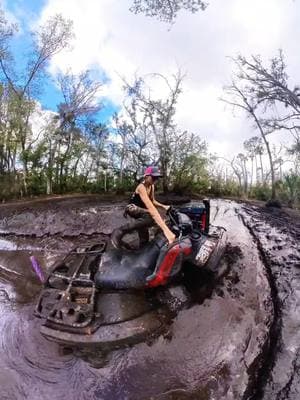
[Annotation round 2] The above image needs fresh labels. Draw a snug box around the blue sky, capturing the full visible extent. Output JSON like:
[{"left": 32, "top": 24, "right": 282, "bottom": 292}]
[{"left": 2, "top": 0, "right": 118, "bottom": 122}]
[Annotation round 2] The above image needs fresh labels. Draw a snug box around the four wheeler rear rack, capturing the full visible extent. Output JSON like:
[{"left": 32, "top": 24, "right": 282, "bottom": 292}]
[{"left": 35, "top": 241, "right": 107, "bottom": 334}]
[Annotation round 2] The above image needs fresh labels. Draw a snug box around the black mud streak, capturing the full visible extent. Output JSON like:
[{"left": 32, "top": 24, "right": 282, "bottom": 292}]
[{"left": 237, "top": 211, "right": 281, "bottom": 400}]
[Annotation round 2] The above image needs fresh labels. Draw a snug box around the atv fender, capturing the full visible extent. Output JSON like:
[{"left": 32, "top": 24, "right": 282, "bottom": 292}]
[{"left": 146, "top": 238, "right": 192, "bottom": 288}]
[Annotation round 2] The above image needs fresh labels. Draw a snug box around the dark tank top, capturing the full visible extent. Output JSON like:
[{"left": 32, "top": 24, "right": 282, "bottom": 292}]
[{"left": 129, "top": 184, "right": 153, "bottom": 209}]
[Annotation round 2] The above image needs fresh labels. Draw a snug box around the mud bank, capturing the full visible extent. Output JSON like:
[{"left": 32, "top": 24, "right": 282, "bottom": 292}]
[
  {"left": 241, "top": 204, "right": 300, "bottom": 400},
  {"left": 0, "top": 196, "right": 288, "bottom": 399}
]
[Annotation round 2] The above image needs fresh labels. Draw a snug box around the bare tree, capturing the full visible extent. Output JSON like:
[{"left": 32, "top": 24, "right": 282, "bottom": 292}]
[
  {"left": 252, "top": 136, "right": 265, "bottom": 184},
  {"left": 230, "top": 52, "right": 300, "bottom": 155},
  {"left": 236, "top": 153, "right": 248, "bottom": 194},
  {"left": 217, "top": 156, "right": 245, "bottom": 196},
  {"left": 243, "top": 136, "right": 265, "bottom": 188},
  {"left": 123, "top": 71, "right": 185, "bottom": 192},
  {"left": 130, "top": 0, "right": 208, "bottom": 23},
  {"left": 222, "top": 58, "right": 278, "bottom": 200},
  {"left": 112, "top": 89, "right": 155, "bottom": 182}
]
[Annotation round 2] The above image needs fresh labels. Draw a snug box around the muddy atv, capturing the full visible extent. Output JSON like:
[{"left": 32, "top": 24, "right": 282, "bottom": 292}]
[{"left": 35, "top": 200, "right": 226, "bottom": 350}]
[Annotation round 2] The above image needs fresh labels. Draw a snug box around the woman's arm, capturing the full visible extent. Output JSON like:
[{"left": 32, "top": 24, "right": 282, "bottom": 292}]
[
  {"left": 138, "top": 185, "right": 175, "bottom": 244},
  {"left": 151, "top": 185, "right": 170, "bottom": 210}
]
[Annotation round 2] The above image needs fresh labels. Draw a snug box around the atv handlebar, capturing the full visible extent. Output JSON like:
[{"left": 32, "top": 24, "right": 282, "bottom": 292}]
[{"left": 166, "top": 206, "right": 180, "bottom": 228}]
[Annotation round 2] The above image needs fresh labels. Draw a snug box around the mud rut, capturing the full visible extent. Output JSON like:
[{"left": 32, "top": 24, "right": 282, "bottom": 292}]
[{"left": 0, "top": 197, "right": 299, "bottom": 400}]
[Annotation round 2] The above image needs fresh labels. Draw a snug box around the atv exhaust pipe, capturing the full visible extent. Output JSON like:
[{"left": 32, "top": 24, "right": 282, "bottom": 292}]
[{"left": 203, "top": 199, "right": 210, "bottom": 234}]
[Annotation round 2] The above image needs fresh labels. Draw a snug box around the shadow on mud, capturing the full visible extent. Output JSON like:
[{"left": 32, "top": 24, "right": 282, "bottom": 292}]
[{"left": 182, "top": 243, "right": 240, "bottom": 304}]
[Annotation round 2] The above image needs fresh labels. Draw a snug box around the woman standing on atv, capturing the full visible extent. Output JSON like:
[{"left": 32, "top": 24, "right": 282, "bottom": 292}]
[{"left": 111, "top": 166, "right": 176, "bottom": 248}]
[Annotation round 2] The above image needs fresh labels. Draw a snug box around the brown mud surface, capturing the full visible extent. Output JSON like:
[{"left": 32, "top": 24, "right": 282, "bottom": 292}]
[{"left": 0, "top": 195, "right": 299, "bottom": 399}]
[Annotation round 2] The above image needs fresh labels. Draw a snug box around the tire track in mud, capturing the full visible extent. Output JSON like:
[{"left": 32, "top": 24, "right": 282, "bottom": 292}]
[
  {"left": 237, "top": 210, "right": 281, "bottom": 400},
  {"left": 239, "top": 205, "right": 300, "bottom": 400}
]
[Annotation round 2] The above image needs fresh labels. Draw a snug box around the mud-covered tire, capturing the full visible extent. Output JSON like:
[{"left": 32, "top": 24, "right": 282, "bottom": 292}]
[{"left": 156, "top": 285, "right": 191, "bottom": 312}]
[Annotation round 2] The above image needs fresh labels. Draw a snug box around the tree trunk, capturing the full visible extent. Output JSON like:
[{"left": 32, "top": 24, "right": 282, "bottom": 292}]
[
  {"left": 249, "top": 110, "right": 275, "bottom": 199},
  {"left": 263, "top": 137, "right": 276, "bottom": 199},
  {"left": 104, "top": 170, "right": 107, "bottom": 192},
  {"left": 255, "top": 155, "right": 258, "bottom": 184},
  {"left": 259, "top": 153, "right": 264, "bottom": 184},
  {"left": 250, "top": 156, "right": 254, "bottom": 190}
]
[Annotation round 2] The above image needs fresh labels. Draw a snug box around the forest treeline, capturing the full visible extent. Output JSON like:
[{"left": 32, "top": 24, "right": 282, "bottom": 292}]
[{"left": 0, "top": 8, "right": 299, "bottom": 207}]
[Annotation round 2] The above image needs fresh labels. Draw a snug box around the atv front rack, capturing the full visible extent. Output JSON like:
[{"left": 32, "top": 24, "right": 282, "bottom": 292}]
[{"left": 35, "top": 241, "right": 107, "bottom": 334}]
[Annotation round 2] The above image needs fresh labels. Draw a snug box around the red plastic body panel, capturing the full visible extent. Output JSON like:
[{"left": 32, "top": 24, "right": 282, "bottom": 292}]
[{"left": 146, "top": 244, "right": 181, "bottom": 288}]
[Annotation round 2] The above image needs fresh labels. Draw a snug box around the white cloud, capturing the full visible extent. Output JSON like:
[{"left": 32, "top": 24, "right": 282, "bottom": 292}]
[
  {"left": 34, "top": 0, "right": 300, "bottom": 157},
  {"left": 231, "top": 0, "right": 283, "bottom": 49}
]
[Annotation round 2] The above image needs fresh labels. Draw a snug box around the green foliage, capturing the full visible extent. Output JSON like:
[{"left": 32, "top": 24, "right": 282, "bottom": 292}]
[
  {"left": 280, "top": 174, "right": 300, "bottom": 207},
  {"left": 0, "top": 173, "right": 22, "bottom": 200},
  {"left": 208, "top": 178, "right": 241, "bottom": 197},
  {"left": 26, "top": 171, "right": 47, "bottom": 195},
  {"left": 250, "top": 185, "right": 272, "bottom": 201},
  {"left": 172, "top": 153, "right": 209, "bottom": 194},
  {"left": 20, "top": 141, "right": 48, "bottom": 169},
  {"left": 114, "top": 175, "right": 136, "bottom": 194}
]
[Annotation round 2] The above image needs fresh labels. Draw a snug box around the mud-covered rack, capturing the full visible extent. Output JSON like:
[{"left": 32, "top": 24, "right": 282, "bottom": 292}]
[{"left": 35, "top": 241, "right": 106, "bottom": 334}]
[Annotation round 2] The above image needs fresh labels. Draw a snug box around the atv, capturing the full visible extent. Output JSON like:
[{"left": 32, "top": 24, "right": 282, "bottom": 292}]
[{"left": 35, "top": 199, "right": 226, "bottom": 350}]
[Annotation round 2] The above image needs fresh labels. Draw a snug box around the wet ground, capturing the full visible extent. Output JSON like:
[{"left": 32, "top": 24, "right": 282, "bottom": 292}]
[{"left": 0, "top": 196, "right": 299, "bottom": 399}]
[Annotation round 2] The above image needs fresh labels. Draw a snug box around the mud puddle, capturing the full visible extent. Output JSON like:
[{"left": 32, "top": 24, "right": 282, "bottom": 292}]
[{"left": 0, "top": 196, "right": 294, "bottom": 399}]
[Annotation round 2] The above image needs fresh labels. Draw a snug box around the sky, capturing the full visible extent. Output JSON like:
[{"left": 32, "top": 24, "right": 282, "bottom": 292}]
[{"left": 1, "top": 0, "right": 300, "bottom": 158}]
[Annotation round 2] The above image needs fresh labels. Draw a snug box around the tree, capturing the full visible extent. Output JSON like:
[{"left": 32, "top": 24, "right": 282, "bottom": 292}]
[
  {"left": 51, "top": 70, "right": 103, "bottom": 192},
  {"left": 253, "top": 136, "right": 265, "bottom": 184},
  {"left": 219, "top": 156, "right": 246, "bottom": 196},
  {"left": 283, "top": 173, "right": 300, "bottom": 208},
  {"left": 229, "top": 52, "right": 300, "bottom": 174},
  {"left": 170, "top": 130, "right": 208, "bottom": 192},
  {"left": 112, "top": 87, "right": 155, "bottom": 182},
  {"left": 287, "top": 134, "right": 300, "bottom": 175},
  {"left": 0, "top": 11, "right": 73, "bottom": 194},
  {"left": 222, "top": 57, "right": 279, "bottom": 200},
  {"left": 243, "top": 137, "right": 256, "bottom": 189},
  {"left": 124, "top": 71, "right": 185, "bottom": 192},
  {"left": 231, "top": 51, "right": 300, "bottom": 132},
  {"left": 85, "top": 121, "right": 109, "bottom": 185},
  {"left": 130, "top": 0, "right": 208, "bottom": 23}
]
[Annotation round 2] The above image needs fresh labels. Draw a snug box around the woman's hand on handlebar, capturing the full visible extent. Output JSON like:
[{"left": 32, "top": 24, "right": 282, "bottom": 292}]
[{"left": 166, "top": 205, "right": 177, "bottom": 216}]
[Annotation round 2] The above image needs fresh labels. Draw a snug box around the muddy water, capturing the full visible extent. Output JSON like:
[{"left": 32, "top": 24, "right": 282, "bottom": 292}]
[{"left": 0, "top": 198, "right": 294, "bottom": 399}]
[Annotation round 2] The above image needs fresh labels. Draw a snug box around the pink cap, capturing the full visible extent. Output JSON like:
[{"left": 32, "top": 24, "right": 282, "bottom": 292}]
[{"left": 144, "top": 166, "right": 162, "bottom": 177}]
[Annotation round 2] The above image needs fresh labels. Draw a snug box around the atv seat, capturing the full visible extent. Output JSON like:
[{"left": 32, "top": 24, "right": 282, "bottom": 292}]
[{"left": 95, "top": 235, "right": 166, "bottom": 289}]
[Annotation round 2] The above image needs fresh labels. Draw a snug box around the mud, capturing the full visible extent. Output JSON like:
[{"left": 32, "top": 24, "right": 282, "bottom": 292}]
[
  {"left": 0, "top": 195, "right": 298, "bottom": 399},
  {"left": 241, "top": 204, "right": 300, "bottom": 400}
]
